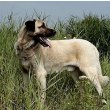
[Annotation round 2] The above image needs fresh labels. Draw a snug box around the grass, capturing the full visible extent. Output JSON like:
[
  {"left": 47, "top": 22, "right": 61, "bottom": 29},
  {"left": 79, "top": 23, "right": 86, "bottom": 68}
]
[
  {"left": 65, "top": 14, "right": 110, "bottom": 56},
  {"left": 0, "top": 14, "right": 110, "bottom": 110}
]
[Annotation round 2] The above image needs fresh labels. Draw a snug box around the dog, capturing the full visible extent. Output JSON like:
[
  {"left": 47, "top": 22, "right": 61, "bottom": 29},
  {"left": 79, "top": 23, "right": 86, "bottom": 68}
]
[{"left": 14, "top": 19, "right": 109, "bottom": 104}]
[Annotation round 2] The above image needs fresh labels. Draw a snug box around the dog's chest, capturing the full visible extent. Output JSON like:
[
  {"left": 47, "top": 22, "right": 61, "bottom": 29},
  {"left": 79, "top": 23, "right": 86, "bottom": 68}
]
[{"left": 19, "top": 50, "right": 36, "bottom": 70}]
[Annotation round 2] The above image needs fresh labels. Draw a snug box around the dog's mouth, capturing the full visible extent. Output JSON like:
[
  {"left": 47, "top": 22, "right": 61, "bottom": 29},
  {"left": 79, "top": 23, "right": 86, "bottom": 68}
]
[
  {"left": 32, "top": 29, "right": 56, "bottom": 48},
  {"left": 39, "top": 37, "right": 51, "bottom": 47}
]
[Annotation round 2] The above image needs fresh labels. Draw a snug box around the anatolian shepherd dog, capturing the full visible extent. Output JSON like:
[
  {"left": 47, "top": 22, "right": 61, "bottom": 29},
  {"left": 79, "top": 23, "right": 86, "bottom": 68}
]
[{"left": 14, "top": 19, "right": 109, "bottom": 104}]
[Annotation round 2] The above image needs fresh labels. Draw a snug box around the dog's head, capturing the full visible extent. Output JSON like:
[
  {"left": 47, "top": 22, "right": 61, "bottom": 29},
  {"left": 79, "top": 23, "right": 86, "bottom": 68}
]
[{"left": 25, "top": 19, "right": 56, "bottom": 47}]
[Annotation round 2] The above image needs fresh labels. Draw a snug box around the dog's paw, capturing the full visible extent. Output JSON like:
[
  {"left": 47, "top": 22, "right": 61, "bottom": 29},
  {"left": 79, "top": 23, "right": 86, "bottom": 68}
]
[
  {"left": 101, "top": 99, "right": 107, "bottom": 105},
  {"left": 79, "top": 76, "right": 88, "bottom": 80}
]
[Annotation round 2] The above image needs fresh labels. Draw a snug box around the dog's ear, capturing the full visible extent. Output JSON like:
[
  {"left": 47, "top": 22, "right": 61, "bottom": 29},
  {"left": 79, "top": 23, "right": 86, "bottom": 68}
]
[
  {"left": 25, "top": 20, "right": 36, "bottom": 32},
  {"left": 33, "top": 19, "right": 36, "bottom": 22}
]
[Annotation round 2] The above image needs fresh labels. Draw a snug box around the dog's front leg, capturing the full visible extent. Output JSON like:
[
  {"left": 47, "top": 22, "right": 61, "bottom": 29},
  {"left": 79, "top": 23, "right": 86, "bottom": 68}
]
[{"left": 35, "top": 66, "right": 47, "bottom": 104}]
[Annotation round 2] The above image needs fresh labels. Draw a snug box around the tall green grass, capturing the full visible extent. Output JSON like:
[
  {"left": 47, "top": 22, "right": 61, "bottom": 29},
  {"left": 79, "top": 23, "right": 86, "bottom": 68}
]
[
  {"left": 0, "top": 14, "right": 110, "bottom": 110},
  {"left": 65, "top": 14, "right": 110, "bottom": 56}
]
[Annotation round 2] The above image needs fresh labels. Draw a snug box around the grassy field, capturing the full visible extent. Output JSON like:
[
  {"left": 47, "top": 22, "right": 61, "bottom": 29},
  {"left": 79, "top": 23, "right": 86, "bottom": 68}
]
[{"left": 0, "top": 14, "right": 110, "bottom": 110}]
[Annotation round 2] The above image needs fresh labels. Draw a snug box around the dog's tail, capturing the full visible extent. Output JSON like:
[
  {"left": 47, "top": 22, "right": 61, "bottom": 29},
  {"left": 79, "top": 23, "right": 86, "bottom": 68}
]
[
  {"left": 99, "top": 75, "right": 109, "bottom": 87},
  {"left": 98, "top": 64, "right": 109, "bottom": 86}
]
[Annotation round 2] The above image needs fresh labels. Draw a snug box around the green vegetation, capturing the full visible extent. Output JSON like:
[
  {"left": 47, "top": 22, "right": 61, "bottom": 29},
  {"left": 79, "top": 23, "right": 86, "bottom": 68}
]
[
  {"left": 0, "top": 14, "right": 110, "bottom": 110},
  {"left": 65, "top": 14, "right": 110, "bottom": 56}
]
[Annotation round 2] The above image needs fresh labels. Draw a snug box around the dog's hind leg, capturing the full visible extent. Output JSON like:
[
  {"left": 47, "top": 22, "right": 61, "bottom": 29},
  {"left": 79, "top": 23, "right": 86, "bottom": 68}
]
[
  {"left": 70, "top": 67, "right": 86, "bottom": 82},
  {"left": 70, "top": 68, "right": 80, "bottom": 83},
  {"left": 70, "top": 68, "right": 85, "bottom": 93},
  {"left": 80, "top": 66, "right": 107, "bottom": 104}
]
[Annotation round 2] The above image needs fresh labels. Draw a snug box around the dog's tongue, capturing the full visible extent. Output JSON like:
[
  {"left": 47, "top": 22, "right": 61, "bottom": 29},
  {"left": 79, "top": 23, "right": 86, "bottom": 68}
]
[
  {"left": 39, "top": 37, "right": 51, "bottom": 48},
  {"left": 45, "top": 39, "right": 51, "bottom": 48}
]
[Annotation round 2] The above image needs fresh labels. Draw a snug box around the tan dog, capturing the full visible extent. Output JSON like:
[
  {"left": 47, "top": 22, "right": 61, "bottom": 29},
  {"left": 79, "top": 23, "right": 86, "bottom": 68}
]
[{"left": 14, "top": 19, "right": 109, "bottom": 104}]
